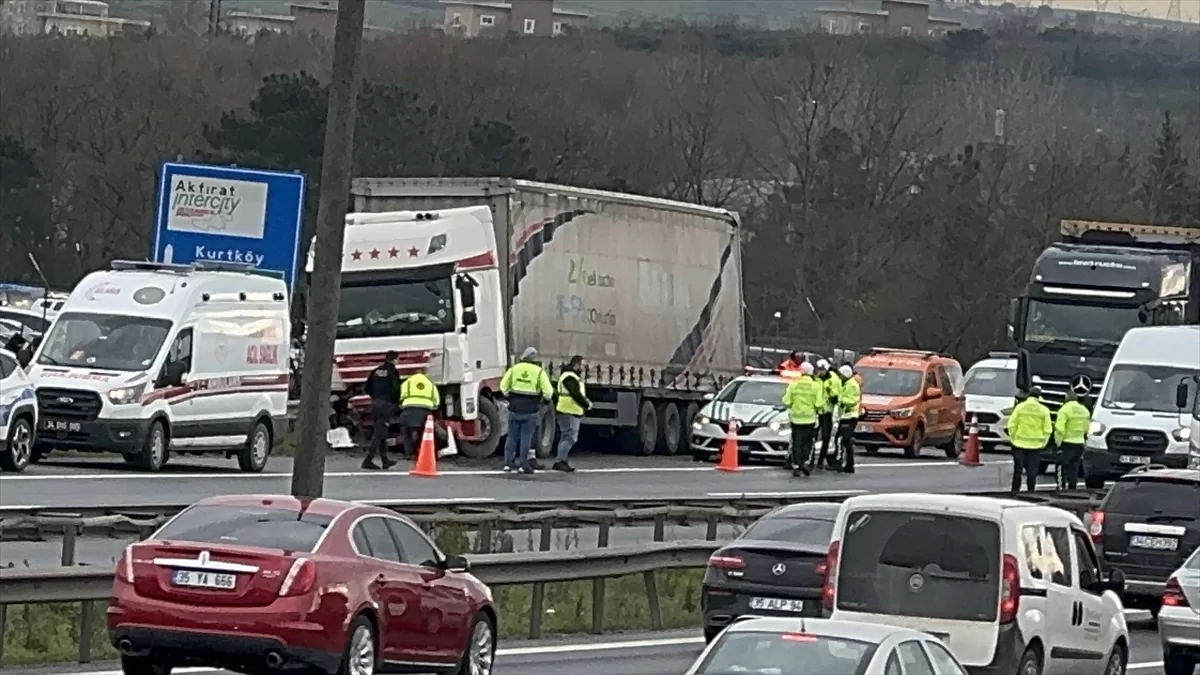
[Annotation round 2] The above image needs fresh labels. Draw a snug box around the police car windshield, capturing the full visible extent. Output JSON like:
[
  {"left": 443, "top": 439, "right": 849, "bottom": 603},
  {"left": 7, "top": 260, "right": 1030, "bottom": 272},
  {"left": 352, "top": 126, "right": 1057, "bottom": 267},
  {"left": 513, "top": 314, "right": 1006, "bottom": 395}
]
[
  {"left": 336, "top": 276, "right": 454, "bottom": 339},
  {"left": 1101, "top": 365, "right": 1199, "bottom": 414},
  {"left": 857, "top": 367, "right": 923, "bottom": 397},
  {"left": 37, "top": 312, "right": 172, "bottom": 371},
  {"left": 0, "top": 309, "right": 49, "bottom": 335},
  {"left": 718, "top": 379, "right": 788, "bottom": 404},
  {"left": 964, "top": 367, "right": 1017, "bottom": 397}
]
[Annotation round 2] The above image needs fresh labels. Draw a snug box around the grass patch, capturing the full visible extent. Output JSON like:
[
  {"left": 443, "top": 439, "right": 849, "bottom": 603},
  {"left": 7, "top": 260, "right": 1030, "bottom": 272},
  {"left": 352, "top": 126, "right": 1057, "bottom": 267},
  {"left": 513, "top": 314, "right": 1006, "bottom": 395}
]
[{"left": 1, "top": 571, "right": 704, "bottom": 665}]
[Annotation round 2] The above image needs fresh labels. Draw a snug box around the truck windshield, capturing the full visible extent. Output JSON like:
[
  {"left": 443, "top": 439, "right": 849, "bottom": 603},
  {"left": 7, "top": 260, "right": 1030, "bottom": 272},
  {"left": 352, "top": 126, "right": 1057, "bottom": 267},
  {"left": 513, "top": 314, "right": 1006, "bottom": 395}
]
[
  {"left": 857, "top": 367, "right": 923, "bottom": 397},
  {"left": 1024, "top": 300, "right": 1143, "bottom": 346},
  {"left": 337, "top": 277, "right": 455, "bottom": 339},
  {"left": 37, "top": 312, "right": 172, "bottom": 371},
  {"left": 1101, "top": 365, "right": 1200, "bottom": 414}
]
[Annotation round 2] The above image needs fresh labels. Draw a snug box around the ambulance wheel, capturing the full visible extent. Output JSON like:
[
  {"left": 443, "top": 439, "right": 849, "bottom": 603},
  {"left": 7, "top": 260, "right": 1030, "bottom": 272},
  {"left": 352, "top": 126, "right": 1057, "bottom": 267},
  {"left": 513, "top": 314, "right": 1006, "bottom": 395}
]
[
  {"left": 535, "top": 406, "right": 556, "bottom": 459},
  {"left": 460, "top": 396, "right": 501, "bottom": 459},
  {"left": 636, "top": 400, "right": 658, "bottom": 456},
  {"left": 134, "top": 421, "right": 168, "bottom": 472},
  {"left": 1, "top": 414, "right": 33, "bottom": 472},
  {"left": 238, "top": 420, "right": 271, "bottom": 473},
  {"left": 656, "top": 402, "right": 682, "bottom": 455}
]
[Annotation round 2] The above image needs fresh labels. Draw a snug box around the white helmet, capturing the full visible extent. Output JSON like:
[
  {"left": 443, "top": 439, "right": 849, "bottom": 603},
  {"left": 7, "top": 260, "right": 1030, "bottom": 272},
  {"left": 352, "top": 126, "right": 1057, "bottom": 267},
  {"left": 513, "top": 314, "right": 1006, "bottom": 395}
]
[
  {"left": 816, "top": 359, "right": 830, "bottom": 370},
  {"left": 799, "top": 361, "right": 815, "bottom": 375},
  {"left": 838, "top": 365, "right": 853, "bottom": 378}
]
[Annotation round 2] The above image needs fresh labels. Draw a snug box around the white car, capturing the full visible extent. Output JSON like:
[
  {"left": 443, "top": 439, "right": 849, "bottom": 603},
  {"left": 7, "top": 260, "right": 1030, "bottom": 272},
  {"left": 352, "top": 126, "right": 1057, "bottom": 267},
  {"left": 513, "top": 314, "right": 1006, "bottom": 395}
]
[
  {"left": 1159, "top": 545, "right": 1200, "bottom": 675},
  {"left": 825, "top": 493, "right": 1130, "bottom": 675},
  {"left": 687, "top": 617, "right": 971, "bottom": 675},
  {"left": 963, "top": 352, "right": 1018, "bottom": 451},
  {"left": 691, "top": 374, "right": 793, "bottom": 463},
  {"left": 0, "top": 348, "right": 37, "bottom": 472}
]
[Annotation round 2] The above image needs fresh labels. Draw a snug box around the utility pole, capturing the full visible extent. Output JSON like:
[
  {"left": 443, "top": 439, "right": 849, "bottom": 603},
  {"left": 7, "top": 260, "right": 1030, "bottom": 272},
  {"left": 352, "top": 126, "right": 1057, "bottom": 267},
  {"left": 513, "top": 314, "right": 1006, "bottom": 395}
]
[
  {"left": 291, "top": 0, "right": 367, "bottom": 499},
  {"left": 207, "top": 0, "right": 222, "bottom": 36}
]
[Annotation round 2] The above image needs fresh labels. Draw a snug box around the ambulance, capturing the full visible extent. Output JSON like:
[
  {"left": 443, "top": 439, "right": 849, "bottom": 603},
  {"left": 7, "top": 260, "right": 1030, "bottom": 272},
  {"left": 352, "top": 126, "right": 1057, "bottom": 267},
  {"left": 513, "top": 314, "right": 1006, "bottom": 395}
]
[{"left": 28, "top": 260, "right": 291, "bottom": 472}]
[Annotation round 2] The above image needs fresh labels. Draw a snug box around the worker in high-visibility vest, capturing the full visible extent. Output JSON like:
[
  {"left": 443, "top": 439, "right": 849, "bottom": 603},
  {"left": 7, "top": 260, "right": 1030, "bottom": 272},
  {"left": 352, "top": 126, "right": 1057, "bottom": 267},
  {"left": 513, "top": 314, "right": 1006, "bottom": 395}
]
[
  {"left": 1054, "top": 390, "right": 1091, "bottom": 490},
  {"left": 782, "top": 361, "right": 822, "bottom": 477},
  {"left": 398, "top": 366, "right": 440, "bottom": 461},
  {"left": 813, "top": 359, "right": 841, "bottom": 470},
  {"left": 554, "top": 355, "right": 592, "bottom": 473},
  {"left": 1006, "top": 386, "right": 1053, "bottom": 493},
  {"left": 500, "top": 347, "right": 554, "bottom": 474},
  {"left": 835, "top": 364, "right": 862, "bottom": 474}
]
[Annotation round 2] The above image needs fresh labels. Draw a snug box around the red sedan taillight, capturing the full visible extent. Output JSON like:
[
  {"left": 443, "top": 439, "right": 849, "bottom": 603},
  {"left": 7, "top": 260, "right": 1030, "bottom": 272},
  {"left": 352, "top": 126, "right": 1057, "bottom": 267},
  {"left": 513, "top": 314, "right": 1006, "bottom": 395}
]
[{"left": 279, "top": 558, "right": 316, "bottom": 597}]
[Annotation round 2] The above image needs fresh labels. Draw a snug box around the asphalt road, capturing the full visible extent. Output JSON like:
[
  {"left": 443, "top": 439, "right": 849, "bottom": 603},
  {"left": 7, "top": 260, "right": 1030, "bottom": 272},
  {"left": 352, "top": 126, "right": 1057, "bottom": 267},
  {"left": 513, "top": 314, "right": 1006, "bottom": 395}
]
[{"left": 3, "top": 621, "right": 1174, "bottom": 675}]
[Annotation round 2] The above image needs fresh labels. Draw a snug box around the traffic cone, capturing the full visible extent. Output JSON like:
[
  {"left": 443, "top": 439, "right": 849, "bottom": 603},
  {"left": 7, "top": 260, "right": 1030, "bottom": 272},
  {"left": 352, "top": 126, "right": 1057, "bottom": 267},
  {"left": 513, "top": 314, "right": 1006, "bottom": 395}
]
[
  {"left": 410, "top": 415, "right": 440, "bottom": 478},
  {"left": 959, "top": 414, "right": 983, "bottom": 467},
  {"left": 716, "top": 419, "right": 743, "bottom": 472}
]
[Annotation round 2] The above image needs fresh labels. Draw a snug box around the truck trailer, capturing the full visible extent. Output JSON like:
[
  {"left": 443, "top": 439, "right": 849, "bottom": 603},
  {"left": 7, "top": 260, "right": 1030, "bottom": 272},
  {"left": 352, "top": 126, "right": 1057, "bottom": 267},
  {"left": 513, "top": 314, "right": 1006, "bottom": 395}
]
[
  {"left": 315, "top": 178, "right": 746, "bottom": 459},
  {"left": 1010, "top": 220, "right": 1200, "bottom": 409}
]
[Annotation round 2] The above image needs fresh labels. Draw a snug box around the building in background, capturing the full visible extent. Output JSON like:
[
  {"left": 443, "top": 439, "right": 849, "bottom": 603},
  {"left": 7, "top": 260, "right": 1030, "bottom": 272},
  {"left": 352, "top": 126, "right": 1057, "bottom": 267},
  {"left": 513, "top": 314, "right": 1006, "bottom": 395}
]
[
  {"left": 226, "top": 1, "right": 392, "bottom": 40},
  {"left": 818, "top": 0, "right": 960, "bottom": 37},
  {"left": 441, "top": 0, "right": 589, "bottom": 37},
  {"left": 1, "top": 0, "right": 149, "bottom": 36}
]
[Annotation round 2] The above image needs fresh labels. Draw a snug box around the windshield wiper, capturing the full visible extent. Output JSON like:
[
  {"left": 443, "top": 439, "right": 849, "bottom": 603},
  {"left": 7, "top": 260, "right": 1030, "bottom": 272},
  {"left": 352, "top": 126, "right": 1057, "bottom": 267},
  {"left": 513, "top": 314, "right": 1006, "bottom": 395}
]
[{"left": 37, "top": 355, "right": 65, "bottom": 366}]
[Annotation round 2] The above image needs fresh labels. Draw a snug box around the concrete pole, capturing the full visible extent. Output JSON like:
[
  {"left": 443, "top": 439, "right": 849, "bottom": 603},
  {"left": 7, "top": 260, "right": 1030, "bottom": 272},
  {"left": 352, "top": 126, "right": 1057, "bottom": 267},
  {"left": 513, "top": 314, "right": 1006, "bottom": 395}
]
[{"left": 291, "top": 0, "right": 366, "bottom": 499}]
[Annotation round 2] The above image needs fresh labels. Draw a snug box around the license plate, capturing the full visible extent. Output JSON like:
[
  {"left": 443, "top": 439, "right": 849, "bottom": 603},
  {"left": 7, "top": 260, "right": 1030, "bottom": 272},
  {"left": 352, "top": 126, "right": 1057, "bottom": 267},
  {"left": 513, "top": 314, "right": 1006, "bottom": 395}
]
[
  {"left": 44, "top": 420, "right": 80, "bottom": 432},
  {"left": 1129, "top": 535, "right": 1178, "bottom": 551},
  {"left": 1119, "top": 455, "right": 1152, "bottom": 465},
  {"left": 172, "top": 569, "right": 237, "bottom": 590},
  {"left": 856, "top": 424, "right": 871, "bottom": 433},
  {"left": 748, "top": 597, "right": 805, "bottom": 613}
]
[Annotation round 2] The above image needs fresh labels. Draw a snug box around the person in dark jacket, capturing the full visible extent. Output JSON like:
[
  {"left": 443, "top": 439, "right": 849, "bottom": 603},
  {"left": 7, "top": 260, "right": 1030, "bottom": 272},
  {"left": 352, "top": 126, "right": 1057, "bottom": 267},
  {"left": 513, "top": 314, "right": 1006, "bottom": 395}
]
[
  {"left": 553, "top": 355, "right": 592, "bottom": 472},
  {"left": 363, "top": 351, "right": 400, "bottom": 470}
]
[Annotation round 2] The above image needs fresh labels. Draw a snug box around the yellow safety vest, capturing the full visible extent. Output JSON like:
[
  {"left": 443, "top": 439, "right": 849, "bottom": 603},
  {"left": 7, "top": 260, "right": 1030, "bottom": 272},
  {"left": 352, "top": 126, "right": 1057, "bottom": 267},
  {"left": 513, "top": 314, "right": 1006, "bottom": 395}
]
[
  {"left": 501, "top": 361, "right": 553, "bottom": 398},
  {"left": 556, "top": 372, "right": 586, "bottom": 416},
  {"left": 400, "top": 373, "right": 439, "bottom": 410},
  {"left": 839, "top": 376, "right": 862, "bottom": 419},
  {"left": 819, "top": 374, "right": 841, "bottom": 413},
  {"left": 783, "top": 376, "right": 821, "bottom": 426},
  {"left": 1007, "top": 398, "right": 1053, "bottom": 450},
  {"left": 1054, "top": 400, "right": 1091, "bottom": 445}
]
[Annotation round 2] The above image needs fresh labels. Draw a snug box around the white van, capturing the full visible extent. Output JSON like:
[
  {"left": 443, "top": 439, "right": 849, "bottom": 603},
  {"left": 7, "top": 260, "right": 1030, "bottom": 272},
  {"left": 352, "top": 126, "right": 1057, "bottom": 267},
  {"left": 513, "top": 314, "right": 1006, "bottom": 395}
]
[
  {"left": 0, "top": 348, "right": 37, "bottom": 472},
  {"left": 963, "top": 352, "right": 1018, "bottom": 452},
  {"left": 824, "top": 493, "right": 1129, "bottom": 675},
  {"left": 1083, "top": 326, "right": 1200, "bottom": 488},
  {"left": 28, "top": 261, "right": 290, "bottom": 472}
]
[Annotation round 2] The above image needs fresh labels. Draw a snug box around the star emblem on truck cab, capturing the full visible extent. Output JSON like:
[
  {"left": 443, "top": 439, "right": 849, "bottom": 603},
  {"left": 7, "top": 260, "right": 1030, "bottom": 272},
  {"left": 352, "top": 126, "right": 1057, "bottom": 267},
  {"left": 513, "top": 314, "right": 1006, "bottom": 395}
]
[
  {"left": 369, "top": 248, "right": 380, "bottom": 259},
  {"left": 388, "top": 247, "right": 399, "bottom": 258},
  {"left": 408, "top": 247, "right": 420, "bottom": 257},
  {"left": 350, "top": 250, "right": 362, "bottom": 261}
]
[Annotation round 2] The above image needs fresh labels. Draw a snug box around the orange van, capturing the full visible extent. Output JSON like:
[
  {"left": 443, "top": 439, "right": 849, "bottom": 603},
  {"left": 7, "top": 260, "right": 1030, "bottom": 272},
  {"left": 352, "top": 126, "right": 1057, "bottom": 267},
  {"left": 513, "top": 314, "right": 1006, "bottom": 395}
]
[{"left": 851, "top": 348, "right": 966, "bottom": 458}]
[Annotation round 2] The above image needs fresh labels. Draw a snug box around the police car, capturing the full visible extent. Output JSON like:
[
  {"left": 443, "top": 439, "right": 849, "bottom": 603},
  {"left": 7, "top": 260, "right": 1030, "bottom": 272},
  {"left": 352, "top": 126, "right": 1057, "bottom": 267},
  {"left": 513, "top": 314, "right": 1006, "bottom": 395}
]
[
  {"left": 691, "top": 370, "right": 794, "bottom": 463},
  {"left": 1, "top": 348, "right": 37, "bottom": 472}
]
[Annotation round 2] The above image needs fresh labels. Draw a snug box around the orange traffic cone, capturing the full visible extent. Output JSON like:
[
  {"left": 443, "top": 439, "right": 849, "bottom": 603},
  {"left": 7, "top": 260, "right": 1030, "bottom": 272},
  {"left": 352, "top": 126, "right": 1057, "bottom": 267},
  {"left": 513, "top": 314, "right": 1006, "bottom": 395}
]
[
  {"left": 410, "top": 415, "right": 440, "bottom": 478},
  {"left": 959, "top": 414, "right": 982, "bottom": 467},
  {"left": 716, "top": 419, "right": 743, "bottom": 472}
]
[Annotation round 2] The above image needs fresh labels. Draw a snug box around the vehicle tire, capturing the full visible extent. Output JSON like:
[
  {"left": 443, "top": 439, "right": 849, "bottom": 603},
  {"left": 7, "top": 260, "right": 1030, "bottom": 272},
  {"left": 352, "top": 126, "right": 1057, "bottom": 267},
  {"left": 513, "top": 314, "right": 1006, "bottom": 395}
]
[
  {"left": 134, "top": 421, "right": 168, "bottom": 472},
  {"left": 1164, "top": 647, "right": 1197, "bottom": 675},
  {"left": 453, "top": 611, "right": 497, "bottom": 675},
  {"left": 904, "top": 425, "right": 924, "bottom": 459},
  {"left": 1, "top": 414, "right": 34, "bottom": 472},
  {"left": 460, "top": 396, "right": 502, "bottom": 459},
  {"left": 635, "top": 400, "right": 658, "bottom": 456},
  {"left": 682, "top": 402, "right": 700, "bottom": 456},
  {"left": 339, "top": 614, "right": 379, "bottom": 675},
  {"left": 1015, "top": 645, "right": 1043, "bottom": 675},
  {"left": 120, "top": 655, "right": 171, "bottom": 675},
  {"left": 656, "top": 402, "right": 682, "bottom": 455},
  {"left": 535, "top": 406, "right": 556, "bottom": 459},
  {"left": 29, "top": 444, "right": 45, "bottom": 464},
  {"left": 237, "top": 420, "right": 271, "bottom": 473},
  {"left": 1103, "top": 642, "right": 1126, "bottom": 675},
  {"left": 941, "top": 424, "right": 963, "bottom": 459},
  {"left": 1085, "top": 475, "right": 1106, "bottom": 489}
]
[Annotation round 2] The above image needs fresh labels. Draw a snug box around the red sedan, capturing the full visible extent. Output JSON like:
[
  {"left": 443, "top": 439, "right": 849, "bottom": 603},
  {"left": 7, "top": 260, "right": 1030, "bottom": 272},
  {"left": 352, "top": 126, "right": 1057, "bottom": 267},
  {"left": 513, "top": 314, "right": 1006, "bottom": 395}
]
[{"left": 108, "top": 494, "right": 497, "bottom": 675}]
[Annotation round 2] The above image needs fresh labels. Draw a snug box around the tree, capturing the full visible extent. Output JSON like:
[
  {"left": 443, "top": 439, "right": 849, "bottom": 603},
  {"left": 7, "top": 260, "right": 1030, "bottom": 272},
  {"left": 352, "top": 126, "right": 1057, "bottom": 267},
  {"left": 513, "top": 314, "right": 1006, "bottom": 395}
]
[
  {"left": 0, "top": 136, "right": 54, "bottom": 283},
  {"left": 1141, "top": 111, "right": 1195, "bottom": 225}
]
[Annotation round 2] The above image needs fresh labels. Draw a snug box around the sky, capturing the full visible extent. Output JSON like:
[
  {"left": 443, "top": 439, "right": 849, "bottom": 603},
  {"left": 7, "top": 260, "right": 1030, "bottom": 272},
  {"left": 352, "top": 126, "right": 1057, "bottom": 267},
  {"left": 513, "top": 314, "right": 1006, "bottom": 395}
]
[{"left": 1034, "top": 0, "right": 1200, "bottom": 22}]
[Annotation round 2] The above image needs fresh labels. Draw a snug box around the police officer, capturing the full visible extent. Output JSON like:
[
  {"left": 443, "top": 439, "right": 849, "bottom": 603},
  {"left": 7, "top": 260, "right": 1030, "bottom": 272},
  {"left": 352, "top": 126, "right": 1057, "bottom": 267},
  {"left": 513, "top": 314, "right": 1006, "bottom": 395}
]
[
  {"left": 1055, "top": 390, "right": 1091, "bottom": 490},
  {"left": 553, "top": 355, "right": 592, "bottom": 473},
  {"left": 1006, "top": 386, "right": 1053, "bottom": 492},
  {"left": 783, "top": 361, "right": 821, "bottom": 477},
  {"left": 814, "top": 359, "right": 841, "bottom": 470},
  {"left": 399, "top": 364, "right": 440, "bottom": 460},
  {"left": 835, "top": 364, "right": 861, "bottom": 474},
  {"left": 500, "top": 347, "right": 554, "bottom": 474},
  {"left": 363, "top": 350, "right": 401, "bottom": 470}
]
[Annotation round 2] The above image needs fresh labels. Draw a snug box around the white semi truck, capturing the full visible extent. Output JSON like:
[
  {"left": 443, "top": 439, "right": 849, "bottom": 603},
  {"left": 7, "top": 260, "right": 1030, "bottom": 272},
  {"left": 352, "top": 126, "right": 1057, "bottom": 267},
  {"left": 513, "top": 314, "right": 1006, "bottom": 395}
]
[{"left": 314, "top": 178, "right": 746, "bottom": 459}]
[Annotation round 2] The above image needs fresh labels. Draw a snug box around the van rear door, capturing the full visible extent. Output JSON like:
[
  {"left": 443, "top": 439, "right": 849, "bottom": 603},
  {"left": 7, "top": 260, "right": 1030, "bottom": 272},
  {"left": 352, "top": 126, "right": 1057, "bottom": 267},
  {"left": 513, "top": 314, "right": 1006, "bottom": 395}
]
[{"left": 831, "top": 509, "right": 1002, "bottom": 667}]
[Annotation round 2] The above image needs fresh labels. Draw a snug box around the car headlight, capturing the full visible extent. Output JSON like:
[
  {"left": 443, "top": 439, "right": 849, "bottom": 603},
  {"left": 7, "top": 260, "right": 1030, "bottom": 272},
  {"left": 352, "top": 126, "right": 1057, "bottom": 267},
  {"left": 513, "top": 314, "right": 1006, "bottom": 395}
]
[
  {"left": 890, "top": 407, "right": 914, "bottom": 419},
  {"left": 1000, "top": 407, "right": 1014, "bottom": 416},
  {"left": 1171, "top": 427, "right": 1192, "bottom": 442},
  {"left": 106, "top": 384, "right": 147, "bottom": 405},
  {"left": 769, "top": 420, "right": 787, "bottom": 433},
  {"left": 694, "top": 415, "right": 710, "bottom": 428},
  {"left": 1088, "top": 421, "right": 1106, "bottom": 437}
]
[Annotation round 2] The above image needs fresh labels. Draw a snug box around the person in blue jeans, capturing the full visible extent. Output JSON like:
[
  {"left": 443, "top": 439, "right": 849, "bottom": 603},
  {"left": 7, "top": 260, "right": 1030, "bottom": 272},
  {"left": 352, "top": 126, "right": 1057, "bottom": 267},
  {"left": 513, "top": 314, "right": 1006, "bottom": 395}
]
[{"left": 500, "top": 347, "right": 554, "bottom": 474}]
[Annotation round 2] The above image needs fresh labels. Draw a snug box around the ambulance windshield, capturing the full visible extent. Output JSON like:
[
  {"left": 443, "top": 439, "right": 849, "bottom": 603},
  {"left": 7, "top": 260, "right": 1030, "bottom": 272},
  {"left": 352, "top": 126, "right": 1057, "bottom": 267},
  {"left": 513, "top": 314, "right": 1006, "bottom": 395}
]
[{"left": 37, "top": 312, "right": 172, "bottom": 371}]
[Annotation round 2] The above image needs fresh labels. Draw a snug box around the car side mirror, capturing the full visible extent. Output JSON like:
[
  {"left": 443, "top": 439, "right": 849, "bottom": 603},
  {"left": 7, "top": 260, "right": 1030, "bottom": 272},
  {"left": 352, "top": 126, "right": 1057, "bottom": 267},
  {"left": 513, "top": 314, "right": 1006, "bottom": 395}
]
[
  {"left": 1176, "top": 381, "right": 1189, "bottom": 411},
  {"left": 924, "top": 387, "right": 941, "bottom": 400},
  {"left": 703, "top": 393, "right": 715, "bottom": 401},
  {"left": 443, "top": 554, "right": 470, "bottom": 573}
]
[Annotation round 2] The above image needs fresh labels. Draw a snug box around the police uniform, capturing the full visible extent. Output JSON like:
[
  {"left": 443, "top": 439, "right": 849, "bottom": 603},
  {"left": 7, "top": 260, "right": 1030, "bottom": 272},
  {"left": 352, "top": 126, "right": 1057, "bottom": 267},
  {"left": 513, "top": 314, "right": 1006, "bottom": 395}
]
[
  {"left": 1054, "top": 398, "right": 1091, "bottom": 489},
  {"left": 364, "top": 357, "right": 401, "bottom": 468},
  {"left": 399, "top": 372, "right": 440, "bottom": 459},
  {"left": 836, "top": 372, "right": 862, "bottom": 473},
  {"left": 500, "top": 352, "right": 554, "bottom": 472},
  {"left": 815, "top": 370, "right": 842, "bottom": 468},
  {"left": 1006, "top": 394, "right": 1053, "bottom": 492},
  {"left": 783, "top": 373, "right": 821, "bottom": 477}
]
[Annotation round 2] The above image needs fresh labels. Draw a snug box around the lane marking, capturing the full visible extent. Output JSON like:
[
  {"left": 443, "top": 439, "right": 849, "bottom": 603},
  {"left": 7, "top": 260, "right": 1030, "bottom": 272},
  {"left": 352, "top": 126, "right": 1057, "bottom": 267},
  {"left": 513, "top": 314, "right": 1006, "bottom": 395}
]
[
  {"left": 0, "top": 458, "right": 1010, "bottom": 482},
  {"left": 707, "top": 489, "right": 871, "bottom": 499}
]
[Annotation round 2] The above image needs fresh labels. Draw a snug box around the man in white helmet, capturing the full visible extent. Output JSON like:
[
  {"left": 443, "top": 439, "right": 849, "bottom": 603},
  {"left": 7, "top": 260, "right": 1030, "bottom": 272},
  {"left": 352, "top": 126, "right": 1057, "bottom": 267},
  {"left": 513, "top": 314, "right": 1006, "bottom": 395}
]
[
  {"left": 782, "top": 360, "right": 822, "bottom": 477},
  {"left": 812, "top": 359, "right": 841, "bottom": 470},
  {"left": 835, "top": 364, "right": 861, "bottom": 473}
]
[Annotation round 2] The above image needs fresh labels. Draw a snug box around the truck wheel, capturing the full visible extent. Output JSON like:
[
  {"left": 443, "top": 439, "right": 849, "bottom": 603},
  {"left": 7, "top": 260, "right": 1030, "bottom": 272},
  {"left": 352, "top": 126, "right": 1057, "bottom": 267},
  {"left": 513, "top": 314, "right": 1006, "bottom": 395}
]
[
  {"left": 1, "top": 414, "right": 34, "bottom": 472},
  {"left": 459, "top": 396, "right": 502, "bottom": 459},
  {"left": 535, "top": 407, "right": 556, "bottom": 459},
  {"left": 135, "top": 421, "right": 169, "bottom": 472},
  {"left": 636, "top": 400, "right": 658, "bottom": 456},
  {"left": 682, "top": 402, "right": 700, "bottom": 456},
  {"left": 656, "top": 402, "right": 682, "bottom": 455},
  {"left": 237, "top": 420, "right": 271, "bottom": 473}
]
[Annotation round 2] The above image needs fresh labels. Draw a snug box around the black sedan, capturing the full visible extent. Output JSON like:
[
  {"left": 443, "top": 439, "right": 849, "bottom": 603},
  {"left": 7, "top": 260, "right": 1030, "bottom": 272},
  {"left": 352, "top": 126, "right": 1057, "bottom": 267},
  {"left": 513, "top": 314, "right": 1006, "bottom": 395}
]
[{"left": 701, "top": 502, "right": 839, "bottom": 642}]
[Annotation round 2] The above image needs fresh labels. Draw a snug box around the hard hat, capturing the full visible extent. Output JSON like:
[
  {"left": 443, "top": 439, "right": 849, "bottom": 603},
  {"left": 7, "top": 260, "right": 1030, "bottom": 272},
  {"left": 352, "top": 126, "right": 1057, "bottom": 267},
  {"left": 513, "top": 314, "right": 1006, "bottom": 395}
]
[
  {"left": 816, "top": 359, "right": 830, "bottom": 369},
  {"left": 838, "top": 365, "right": 853, "bottom": 378},
  {"left": 800, "top": 362, "right": 815, "bottom": 375}
]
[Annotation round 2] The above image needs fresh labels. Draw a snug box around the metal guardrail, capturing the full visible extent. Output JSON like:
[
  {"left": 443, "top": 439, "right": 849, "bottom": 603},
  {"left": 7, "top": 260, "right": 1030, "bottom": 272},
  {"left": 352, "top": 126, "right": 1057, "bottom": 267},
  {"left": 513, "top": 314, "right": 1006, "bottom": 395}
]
[{"left": 0, "top": 541, "right": 721, "bottom": 666}]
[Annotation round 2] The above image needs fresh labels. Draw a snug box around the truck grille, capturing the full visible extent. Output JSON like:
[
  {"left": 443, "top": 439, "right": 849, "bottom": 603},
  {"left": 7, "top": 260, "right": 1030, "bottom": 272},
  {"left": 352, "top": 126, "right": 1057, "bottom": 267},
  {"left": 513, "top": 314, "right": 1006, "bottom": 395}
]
[
  {"left": 36, "top": 388, "right": 103, "bottom": 421},
  {"left": 1031, "top": 375, "right": 1105, "bottom": 411},
  {"left": 1106, "top": 429, "right": 1169, "bottom": 454}
]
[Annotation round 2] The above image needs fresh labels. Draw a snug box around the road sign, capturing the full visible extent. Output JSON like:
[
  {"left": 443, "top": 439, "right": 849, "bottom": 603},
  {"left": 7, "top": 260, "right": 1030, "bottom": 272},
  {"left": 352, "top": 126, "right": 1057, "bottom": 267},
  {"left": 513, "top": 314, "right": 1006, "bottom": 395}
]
[{"left": 153, "top": 162, "right": 306, "bottom": 288}]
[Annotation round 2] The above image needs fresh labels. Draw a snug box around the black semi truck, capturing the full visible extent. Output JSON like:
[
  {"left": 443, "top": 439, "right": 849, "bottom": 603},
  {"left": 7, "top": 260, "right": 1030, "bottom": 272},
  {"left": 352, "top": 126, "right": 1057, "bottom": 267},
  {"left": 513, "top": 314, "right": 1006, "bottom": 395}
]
[{"left": 1010, "top": 220, "right": 1200, "bottom": 409}]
